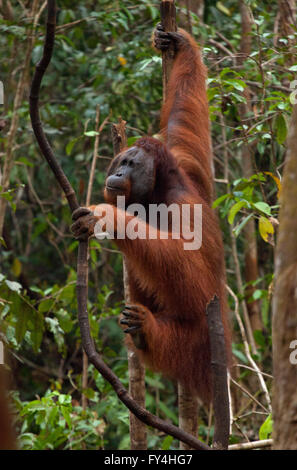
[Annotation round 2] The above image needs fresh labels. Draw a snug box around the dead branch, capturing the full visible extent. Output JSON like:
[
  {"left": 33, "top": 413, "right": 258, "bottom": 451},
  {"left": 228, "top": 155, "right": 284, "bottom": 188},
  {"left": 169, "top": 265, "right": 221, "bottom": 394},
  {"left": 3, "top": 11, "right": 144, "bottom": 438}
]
[{"left": 229, "top": 439, "right": 272, "bottom": 450}]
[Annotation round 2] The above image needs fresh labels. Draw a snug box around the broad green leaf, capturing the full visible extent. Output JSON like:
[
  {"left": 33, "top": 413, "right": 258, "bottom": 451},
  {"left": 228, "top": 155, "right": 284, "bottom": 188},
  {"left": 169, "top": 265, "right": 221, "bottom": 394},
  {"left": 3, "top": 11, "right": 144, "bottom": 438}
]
[
  {"left": 212, "top": 193, "right": 230, "bottom": 209},
  {"left": 228, "top": 201, "right": 247, "bottom": 225},
  {"left": 232, "top": 348, "right": 248, "bottom": 364},
  {"left": 253, "top": 202, "right": 271, "bottom": 216},
  {"left": 161, "top": 435, "right": 174, "bottom": 450},
  {"left": 275, "top": 113, "right": 287, "bottom": 145},
  {"left": 38, "top": 299, "right": 54, "bottom": 314},
  {"left": 233, "top": 213, "right": 253, "bottom": 237},
  {"left": 59, "top": 284, "right": 75, "bottom": 303},
  {"left": 56, "top": 309, "right": 73, "bottom": 333},
  {"left": 207, "top": 87, "right": 219, "bottom": 101},
  {"left": 259, "top": 414, "right": 273, "bottom": 440},
  {"left": 224, "top": 79, "right": 246, "bottom": 91}
]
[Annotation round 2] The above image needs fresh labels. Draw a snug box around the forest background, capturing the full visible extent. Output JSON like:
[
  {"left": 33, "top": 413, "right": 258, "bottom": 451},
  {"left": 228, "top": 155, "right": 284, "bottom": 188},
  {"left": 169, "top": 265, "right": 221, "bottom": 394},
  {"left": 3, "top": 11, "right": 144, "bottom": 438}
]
[{"left": 0, "top": 0, "right": 296, "bottom": 450}]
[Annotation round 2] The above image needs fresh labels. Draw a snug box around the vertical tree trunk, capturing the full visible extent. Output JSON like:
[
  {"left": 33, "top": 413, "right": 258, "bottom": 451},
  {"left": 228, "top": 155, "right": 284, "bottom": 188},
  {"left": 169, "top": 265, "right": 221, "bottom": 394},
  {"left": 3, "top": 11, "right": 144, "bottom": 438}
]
[
  {"left": 277, "top": 0, "right": 296, "bottom": 65},
  {"left": 0, "top": 365, "right": 16, "bottom": 450},
  {"left": 128, "top": 350, "right": 147, "bottom": 449},
  {"left": 277, "top": 0, "right": 296, "bottom": 38},
  {"left": 272, "top": 103, "right": 297, "bottom": 450},
  {"left": 161, "top": 0, "right": 177, "bottom": 101},
  {"left": 178, "top": 383, "right": 198, "bottom": 450},
  {"left": 161, "top": 1, "right": 199, "bottom": 448},
  {"left": 112, "top": 119, "right": 147, "bottom": 450},
  {"left": 124, "top": 262, "right": 147, "bottom": 450}
]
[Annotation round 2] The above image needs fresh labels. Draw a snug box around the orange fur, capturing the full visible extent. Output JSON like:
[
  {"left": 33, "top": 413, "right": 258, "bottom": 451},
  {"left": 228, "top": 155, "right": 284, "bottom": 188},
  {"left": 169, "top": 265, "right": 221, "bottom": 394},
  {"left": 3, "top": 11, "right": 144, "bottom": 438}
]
[{"left": 93, "top": 30, "right": 230, "bottom": 403}]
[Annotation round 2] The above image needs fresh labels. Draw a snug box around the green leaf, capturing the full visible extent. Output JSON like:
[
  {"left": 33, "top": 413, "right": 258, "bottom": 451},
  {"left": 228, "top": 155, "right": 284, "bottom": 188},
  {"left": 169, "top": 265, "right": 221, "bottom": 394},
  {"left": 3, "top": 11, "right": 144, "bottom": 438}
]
[
  {"left": 224, "top": 79, "right": 246, "bottom": 91},
  {"left": 251, "top": 289, "right": 263, "bottom": 301},
  {"left": 68, "top": 240, "right": 79, "bottom": 253},
  {"left": 161, "top": 435, "right": 174, "bottom": 450},
  {"left": 84, "top": 131, "right": 99, "bottom": 137},
  {"left": 259, "top": 414, "right": 273, "bottom": 440},
  {"left": 127, "top": 136, "right": 142, "bottom": 146},
  {"left": 207, "top": 86, "right": 220, "bottom": 101},
  {"left": 216, "top": 1, "right": 231, "bottom": 15},
  {"left": 232, "top": 346, "right": 248, "bottom": 364},
  {"left": 45, "top": 317, "right": 65, "bottom": 352},
  {"left": 228, "top": 201, "right": 247, "bottom": 225},
  {"left": 59, "top": 284, "right": 75, "bottom": 303},
  {"left": 220, "top": 67, "right": 237, "bottom": 78},
  {"left": 253, "top": 202, "right": 271, "bottom": 216},
  {"left": 5, "top": 280, "right": 22, "bottom": 293},
  {"left": 212, "top": 193, "right": 230, "bottom": 209},
  {"left": 38, "top": 299, "right": 54, "bottom": 314},
  {"left": 275, "top": 113, "right": 287, "bottom": 145},
  {"left": 66, "top": 137, "right": 80, "bottom": 156},
  {"left": 254, "top": 330, "right": 266, "bottom": 348},
  {"left": 233, "top": 213, "right": 253, "bottom": 237},
  {"left": 261, "top": 297, "right": 270, "bottom": 328},
  {"left": 146, "top": 5, "right": 159, "bottom": 20},
  {"left": 56, "top": 309, "right": 73, "bottom": 333}
]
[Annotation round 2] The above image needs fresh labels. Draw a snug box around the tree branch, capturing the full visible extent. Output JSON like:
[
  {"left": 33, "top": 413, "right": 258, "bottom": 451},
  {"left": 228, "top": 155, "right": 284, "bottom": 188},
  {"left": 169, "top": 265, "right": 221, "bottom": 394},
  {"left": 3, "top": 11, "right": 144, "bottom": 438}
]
[{"left": 160, "top": 0, "right": 177, "bottom": 100}]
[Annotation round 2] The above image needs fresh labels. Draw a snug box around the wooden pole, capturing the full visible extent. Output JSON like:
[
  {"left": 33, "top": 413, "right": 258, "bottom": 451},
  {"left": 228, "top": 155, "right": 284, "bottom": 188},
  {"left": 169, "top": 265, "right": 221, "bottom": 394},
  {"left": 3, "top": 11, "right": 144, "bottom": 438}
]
[
  {"left": 160, "top": 0, "right": 177, "bottom": 100},
  {"left": 160, "top": 0, "right": 199, "bottom": 449},
  {"left": 111, "top": 119, "right": 147, "bottom": 450}
]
